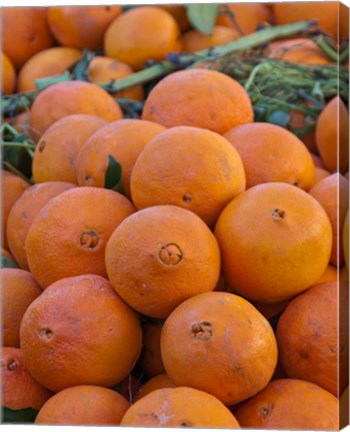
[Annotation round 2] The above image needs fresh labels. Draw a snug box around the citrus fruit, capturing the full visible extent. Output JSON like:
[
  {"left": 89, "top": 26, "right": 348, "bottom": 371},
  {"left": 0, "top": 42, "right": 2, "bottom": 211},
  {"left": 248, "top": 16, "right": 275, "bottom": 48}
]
[
  {"left": 159, "top": 5, "right": 190, "bottom": 31},
  {"left": 344, "top": 210, "right": 349, "bottom": 270},
  {"left": 2, "top": 52, "right": 16, "bottom": 94},
  {"left": 315, "top": 167, "right": 331, "bottom": 183},
  {"left": 134, "top": 374, "right": 176, "bottom": 402},
  {"left": 313, "top": 264, "right": 338, "bottom": 285},
  {"left": 217, "top": 3, "right": 272, "bottom": 34},
  {"left": 181, "top": 26, "right": 239, "bottom": 52}
]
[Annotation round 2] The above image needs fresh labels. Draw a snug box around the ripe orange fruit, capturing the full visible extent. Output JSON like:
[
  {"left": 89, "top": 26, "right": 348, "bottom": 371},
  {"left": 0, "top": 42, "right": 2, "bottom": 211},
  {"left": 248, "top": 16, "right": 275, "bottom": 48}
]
[
  {"left": 142, "top": 69, "right": 254, "bottom": 134},
  {"left": 105, "top": 205, "right": 220, "bottom": 319},
  {"left": 35, "top": 385, "right": 129, "bottom": 425},
  {"left": 161, "top": 291, "right": 277, "bottom": 405},
  {"left": 214, "top": 183, "right": 332, "bottom": 303},
  {"left": 2, "top": 52, "right": 16, "bottom": 95},
  {"left": 311, "top": 153, "right": 326, "bottom": 169},
  {"left": 316, "top": 96, "right": 349, "bottom": 173},
  {"left": 104, "top": 6, "right": 182, "bottom": 71},
  {"left": 309, "top": 173, "right": 349, "bottom": 266},
  {"left": 344, "top": 210, "right": 349, "bottom": 270},
  {"left": 48, "top": 6, "right": 122, "bottom": 50},
  {"left": 2, "top": 268, "right": 42, "bottom": 347},
  {"left": 224, "top": 122, "right": 316, "bottom": 191},
  {"left": 2, "top": 7, "right": 54, "bottom": 70},
  {"left": 134, "top": 374, "right": 176, "bottom": 402},
  {"left": 32, "top": 114, "right": 107, "bottom": 184},
  {"left": 75, "top": 119, "right": 166, "bottom": 198},
  {"left": 1, "top": 247, "right": 15, "bottom": 262},
  {"left": 2, "top": 170, "right": 30, "bottom": 249},
  {"left": 273, "top": 2, "right": 338, "bottom": 40},
  {"left": 181, "top": 26, "right": 239, "bottom": 52},
  {"left": 121, "top": 387, "right": 240, "bottom": 428},
  {"left": 276, "top": 281, "right": 348, "bottom": 397},
  {"left": 140, "top": 320, "right": 165, "bottom": 378},
  {"left": 7, "top": 182, "right": 75, "bottom": 269},
  {"left": 29, "top": 80, "right": 123, "bottom": 138},
  {"left": 17, "top": 47, "right": 82, "bottom": 92},
  {"left": 130, "top": 126, "right": 246, "bottom": 227},
  {"left": 20, "top": 274, "right": 142, "bottom": 392},
  {"left": 217, "top": 3, "right": 272, "bottom": 34},
  {"left": 1, "top": 347, "right": 52, "bottom": 410},
  {"left": 313, "top": 264, "right": 338, "bottom": 285},
  {"left": 88, "top": 56, "right": 144, "bottom": 101},
  {"left": 315, "top": 167, "right": 331, "bottom": 183},
  {"left": 159, "top": 5, "right": 191, "bottom": 31},
  {"left": 235, "top": 379, "right": 339, "bottom": 430},
  {"left": 26, "top": 187, "right": 135, "bottom": 288}
]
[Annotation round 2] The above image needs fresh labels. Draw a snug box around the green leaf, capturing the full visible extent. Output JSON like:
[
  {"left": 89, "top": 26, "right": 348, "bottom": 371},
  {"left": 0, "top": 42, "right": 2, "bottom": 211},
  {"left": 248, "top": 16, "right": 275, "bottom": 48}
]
[
  {"left": 35, "top": 71, "right": 72, "bottom": 91},
  {"left": 186, "top": 4, "right": 219, "bottom": 35},
  {"left": 2, "top": 407, "right": 38, "bottom": 423},
  {"left": 104, "top": 155, "right": 123, "bottom": 193},
  {"left": 71, "top": 50, "right": 95, "bottom": 81},
  {"left": 1, "top": 253, "right": 19, "bottom": 269}
]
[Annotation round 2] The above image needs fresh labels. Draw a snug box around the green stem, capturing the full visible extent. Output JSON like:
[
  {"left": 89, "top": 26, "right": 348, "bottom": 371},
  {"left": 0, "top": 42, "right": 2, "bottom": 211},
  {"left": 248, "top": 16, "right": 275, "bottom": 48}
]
[
  {"left": 340, "top": 47, "right": 349, "bottom": 64},
  {"left": 1, "top": 141, "right": 36, "bottom": 149},
  {"left": 314, "top": 38, "right": 339, "bottom": 62},
  {"left": 221, "top": 5, "right": 244, "bottom": 36},
  {"left": 2, "top": 161, "right": 32, "bottom": 183}
]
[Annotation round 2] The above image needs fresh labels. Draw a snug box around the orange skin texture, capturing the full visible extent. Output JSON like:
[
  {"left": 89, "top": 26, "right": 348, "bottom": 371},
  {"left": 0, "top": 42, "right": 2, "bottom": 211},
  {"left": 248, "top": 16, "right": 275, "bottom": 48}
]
[
  {"left": 161, "top": 291, "right": 277, "bottom": 405},
  {"left": 277, "top": 282, "right": 349, "bottom": 397},
  {"left": 224, "top": 122, "right": 316, "bottom": 191},
  {"left": 181, "top": 26, "right": 240, "bottom": 53},
  {"left": 313, "top": 264, "right": 338, "bottom": 286},
  {"left": 7, "top": 181, "right": 75, "bottom": 270},
  {"left": 2, "top": 7, "right": 54, "bottom": 70},
  {"left": 48, "top": 6, "right": 122, "bottom": 50},
  {"left": 2, "top": 268, "right": 42, "bottom": 347},
  {"left": 26, "top": 187, "right": 135, "bottom": 289},
  {"left": 121, "top": 387, "right": 240, "bottom": 428},
  {"left": 106, "top": 205, "right": 221, "bottom": 319},
  {"left": 216, "top": 3, "right": 272, "bottom": 34},
  {"left": 315, "top": 167, "right": 331, "bottom": 183},
  {"left": 35, "top": 385, "right": 129, "bottom": 425},
  {"left": 2, "top": 170, "right": 30, "bottom": 249},
  {"left": 104, "top": 6, "right": 182, "bottom": 71},
  {"left": 76, "top": 119, "right": 166, "bottom": 198},
  {"left": 235, "top": 379, "right": 339, "bottom": 430},
  {"left": 33, "top": 114, "right": 107, "bottom": 184},
  {"left": 273, "top": 2, "right": 339, "bottom": 40},
  {"left": 1, "top": 347, "right": 52, "bottom": 410},
  {"left": 134, "top": 374, "right": 176, "bottom": 402},
  {"left": 311, "top": 153, "right": 326, "bottom": 169},
  {"left": 130, "top": 126, "right": 246, "bottom": 227},
  {"left": 88, "top": 56, "right": 144, "bottom": 101},
  {"left": 140, "top": 320, "right": 166, "bottom": 378},
  {"left": 18, "top": 47, "right": 82, "bottom": 92},
  {"left": 29, "top": 80, "right": 123, "bottom": 138},
  {"left": 158, "top": 5, "right": 191, "bottom": 31},
  {"left": 2, "top": 52, "right": 16, "bottom": 95},
  {"left": 309, "top": 173, "right": 349, "bottom": 266},
  {"left": 142, "top": 69, "right": 254, "bottom": 134},
  {"left": 266, "top": 38, "right": 331, "bottom": 65},
  {"left": 20, "top": 274, "right": 142, "bottom": 392},
  {"left": 316, "top": 96, "right": 349, "bottom": 173},
  {"left": 214, "top": 183, "right": 333, "bottom": 304}
]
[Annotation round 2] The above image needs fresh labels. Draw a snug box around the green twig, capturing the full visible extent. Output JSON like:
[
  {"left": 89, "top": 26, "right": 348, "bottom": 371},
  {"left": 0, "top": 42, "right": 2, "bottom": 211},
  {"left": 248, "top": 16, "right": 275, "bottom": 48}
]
[
  {"left": 2, "top": 161, "right": 32, "bottom": 183},
  {"left": 1, "top": 141, "right": 36, "bottom": 149}
]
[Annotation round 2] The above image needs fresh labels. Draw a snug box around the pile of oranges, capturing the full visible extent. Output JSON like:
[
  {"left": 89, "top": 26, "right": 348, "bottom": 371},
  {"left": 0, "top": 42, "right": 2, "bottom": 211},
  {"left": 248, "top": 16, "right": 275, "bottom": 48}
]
[{"left": 1, "top": 2, "right": 349, "bottom": 430}]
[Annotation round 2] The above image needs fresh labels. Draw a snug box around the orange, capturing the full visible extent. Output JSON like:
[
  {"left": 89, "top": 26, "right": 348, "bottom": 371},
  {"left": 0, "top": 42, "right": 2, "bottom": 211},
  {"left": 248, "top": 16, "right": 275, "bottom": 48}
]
[
  {"left": 344, "top": 210, "right": 349, "bottom": 270},
  {"left": 217, "top": 3, "right": 272, "bottom": 34},
  {"left": 32, "top": 114, "right": 107, "bottom": 184},
  {"left": 26, "top": 187, "right": 135, "bottom": 288},
  {"left": 75, "top": 119, "right": 166, "bottom": 198},
  {"left": 181, "top": 26, "right": 239, "bottom": 53},
  {"left": 161, "top": 291, "right": 277, "bottom": 405},
  {"left": 251, "top": 300, "right": 290, "bottom": 320},
  {"left": 105, "top": 205, "right": 220, "bottom": 319},
  {"left": 2, "top": 268, "right": 42, "bottom": 347},
  {"left": 224, "top": 122, "right": 316, "bottom": 191},
  {"left": 140, "top": 320, "right": 165, "bottom": 378},
  {"left": 316, "top": 96, "right": 349, "bottom": 173},
  {"left": 17, "top": 47, "right": 82, "bottom": 92},
  {"left": 1, "top": 347, "right": 52, "bottom": 410},
  {"left": 313, "top": 264, "right": 338, "bottom": 286},
  {"left": 276, "top": 281, "right": 348, "bottom": 397},
  {"left": 1, "top": 247, "right": 15, "bottom": 262},
  {"left": 309, "top": 173, "right": 349, "bottom": 266},
  {"left": 88, "top": 56, "right": 144, "bottom": 101},
  {"left": 7, "top": 181, "right": 75, "bottom": 269},
  {"left": 134, "top": 374, "right": 176, "bottom": 402},
  {"left": 48, "top": 6, "right": 122, "bottom": 50},
  {"left": 130, "top": 126, "right": 246, "bottom": 227},
  {"left": 121, "top": 387, "right": 240, "bottom": 428},
  {"left": 315, "top": 167, "right": 331, "bottom": 183},
  {"left": 2, "top": 170, "right": 30, "bottom": 249},
  {"left": 20, "top": 274, "right": 142, "bottom": 392},
  {"left": 2, "top": 7, "right": 54, "bottom": 70},
  {"left": 2, "top": 52, "right": 16, "bottom": 95},
  {"left": 235, "top": 379, "right": 339, "bottom": 430},
  {"left": 104, "top": 6, "right": 182, "bottom": 71},
  {"left": 9, "top": 111, "right": 42, "bottom": 143},
  {"left": 311, "top": 153, "right": 326, "bottom": 169},
  {"left": 142, "top": 69, "right": 254, "bottom": 134},
  {"left": 29, "top": 80, "right": 123, "bottom": 138},
  {"left": 214, "top": 183, "right": 332, "bottom": 303},
  {"left": 159, "top": 5, "right": 191, "bottom": 31},
  {"left": 273, "top": 2, "right": 339, "bottom": 40},
  {"left": 35, "top": 385, "right": 129, "bottom": 425}
]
